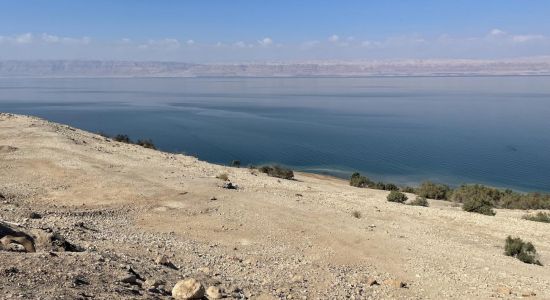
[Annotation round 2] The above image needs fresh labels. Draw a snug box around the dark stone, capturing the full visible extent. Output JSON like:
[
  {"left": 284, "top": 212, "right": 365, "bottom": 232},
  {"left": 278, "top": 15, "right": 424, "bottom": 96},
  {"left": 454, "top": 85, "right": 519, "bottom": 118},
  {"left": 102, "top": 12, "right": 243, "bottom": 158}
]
[
  {"left": 222, "top": 182, "right": 237, "bottom": 190},
  {"left": 29, "top": 212, "right": 42, "bottom": 219}
]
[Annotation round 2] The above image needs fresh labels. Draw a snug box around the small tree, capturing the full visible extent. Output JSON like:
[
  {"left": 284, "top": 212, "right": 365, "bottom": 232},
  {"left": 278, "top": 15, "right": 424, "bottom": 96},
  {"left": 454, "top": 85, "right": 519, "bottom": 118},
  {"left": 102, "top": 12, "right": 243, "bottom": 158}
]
[
  {"left": 504, "top": 236, "right": 542, "bottom": 265},
  {"left": 231, "top": 160, "right": 241, "bottom": 168},
  {"left": 387, "top": 191, "right": 408, "bottom": 203}
]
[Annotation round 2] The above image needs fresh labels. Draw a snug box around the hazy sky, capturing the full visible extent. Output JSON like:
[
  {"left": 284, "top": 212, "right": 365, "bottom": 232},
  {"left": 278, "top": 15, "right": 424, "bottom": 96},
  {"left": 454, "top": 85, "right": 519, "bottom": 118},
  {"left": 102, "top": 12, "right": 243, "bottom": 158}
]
[{"left": 1, "top": 0, "right": 549, "bottom": 62}]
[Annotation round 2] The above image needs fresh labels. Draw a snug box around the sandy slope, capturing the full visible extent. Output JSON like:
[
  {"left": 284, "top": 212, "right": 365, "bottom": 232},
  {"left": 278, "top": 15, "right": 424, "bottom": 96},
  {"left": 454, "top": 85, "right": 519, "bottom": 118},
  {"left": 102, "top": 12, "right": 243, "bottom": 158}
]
[{"left": 0, "top": 112, "right": 549, "bottom": 299}]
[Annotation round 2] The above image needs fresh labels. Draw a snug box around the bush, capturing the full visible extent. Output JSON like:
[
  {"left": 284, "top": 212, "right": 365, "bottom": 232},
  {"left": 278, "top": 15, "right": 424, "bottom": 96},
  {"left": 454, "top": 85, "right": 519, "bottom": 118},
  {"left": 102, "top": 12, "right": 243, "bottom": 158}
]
[
  {"left": 259, "top": 165, "right": 294, "bottom": 180},
  {"left": 462, "top": 195, "right": 496, "bottom": 216},
  {"left": 500, "top": 192, "right": 550, "bottom": 210},
  {"left": 231, "top": 160, "right": 241, "bottom": 168},
  {"left": 387, "top": 191, "right": 408, "bottom": 203},
  {"left": 522, "top": 212, "right": 550, "bottom": 223},
  {"left": 451, "top": 184, "right": 502, "bottom": 204},
  {"left": 216, "top": 173, "right": 229, "bottom": 181},
  {"left": 351, "top": 210, "right": 362, "bottom": 219},
  {"left": 504, "top": 236, "right": 542, "bottom": 265},
  {"left": 349, "top": 172, "right": 373, "bottom": 188},
  {"left": 400, "top": 186, "right": 416, "bottom": 193},
  {"left": 409, "top": 196, "right": 429, "bottom": 207},
  {"left": 416, "top": 181, "right": 451, "bottom": 200},
  {"left": 113, "top": 134, "right": 132, "bottom": 143},
  {"left": 372, "top": 182, "right": 399, "bottom": 191},
  {"left": 451, "top": 184, "right": 550, "bottom": 210},
  {"left": 136, "top": 139, "right": 156, "bottom": 150}
]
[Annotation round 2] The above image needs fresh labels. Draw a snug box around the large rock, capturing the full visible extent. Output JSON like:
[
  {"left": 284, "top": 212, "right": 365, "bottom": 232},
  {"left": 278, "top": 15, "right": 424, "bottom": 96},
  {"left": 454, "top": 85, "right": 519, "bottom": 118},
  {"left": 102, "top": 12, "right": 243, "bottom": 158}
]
[
  {"left": 172, "top": 278, "right": 205, "bottom": 300},
  {"left": 0, "top": 222, "right": 35, "bottom": 252}
]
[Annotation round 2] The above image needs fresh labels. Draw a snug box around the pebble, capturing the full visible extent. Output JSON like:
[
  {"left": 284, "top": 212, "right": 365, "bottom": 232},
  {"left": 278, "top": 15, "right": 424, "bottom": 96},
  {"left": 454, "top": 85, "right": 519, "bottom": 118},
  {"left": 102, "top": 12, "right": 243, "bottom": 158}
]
[{"left": 206, "top": 286, "right": 223, "bottom": 299}]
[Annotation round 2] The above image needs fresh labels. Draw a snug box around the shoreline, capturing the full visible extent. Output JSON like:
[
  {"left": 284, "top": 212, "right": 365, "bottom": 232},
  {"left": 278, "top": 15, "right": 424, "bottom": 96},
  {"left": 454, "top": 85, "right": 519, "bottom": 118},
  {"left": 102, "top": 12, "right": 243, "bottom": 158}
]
[
  {"left": 1, "top": 111, "right": 549, "bottom": 299},
  {"left": 2, "top": 112, "right": 548, "bottom": 194}
]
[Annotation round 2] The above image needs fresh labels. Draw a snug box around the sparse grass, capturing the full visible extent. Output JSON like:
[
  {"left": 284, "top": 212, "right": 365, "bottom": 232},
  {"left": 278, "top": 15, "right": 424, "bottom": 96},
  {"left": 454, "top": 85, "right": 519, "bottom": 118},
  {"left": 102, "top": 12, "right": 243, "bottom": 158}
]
[
  {"left": 387, "top": 191, "right": 408, "bottom": 203},
  {"left": 136, "top": 139, "right": 156, "bottom": 150},
  {"left": 352, "top": 210, "right": 362, "bottom": 219},
  {"left": 408, "top": 196, "right": 429, "bottom": 207},
  {"left": 504, "top": 236, "right": 542, "bottom": 265},
  {"left": 113, "top": 134, "right": 132, "bottom": 143},
  {"left": 216, "top": 173, "right": 229, "bottom": 181},
  {"left": 259, "top": 165, "right": 294, "bottom": 180},
  {"left": 522, "top": 212, "right": 550, "bottom": 223},
  {"left": 97, "top": 131, "right": 110, "bottom": 138}
]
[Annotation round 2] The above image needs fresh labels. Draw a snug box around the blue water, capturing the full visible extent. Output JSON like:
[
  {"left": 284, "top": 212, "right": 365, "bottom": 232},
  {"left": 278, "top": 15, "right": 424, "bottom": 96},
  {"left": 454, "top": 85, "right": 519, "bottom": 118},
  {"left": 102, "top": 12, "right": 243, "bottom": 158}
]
[{"left": 1, "top": 76, "right": 550, "bottom": 192}]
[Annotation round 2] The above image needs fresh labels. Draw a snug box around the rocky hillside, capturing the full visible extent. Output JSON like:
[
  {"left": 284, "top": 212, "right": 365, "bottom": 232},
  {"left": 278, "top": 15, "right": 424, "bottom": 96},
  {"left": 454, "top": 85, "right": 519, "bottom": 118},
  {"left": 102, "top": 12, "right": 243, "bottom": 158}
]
[{"left": 0, "top": 113, "right": 549, "bottom": 299}]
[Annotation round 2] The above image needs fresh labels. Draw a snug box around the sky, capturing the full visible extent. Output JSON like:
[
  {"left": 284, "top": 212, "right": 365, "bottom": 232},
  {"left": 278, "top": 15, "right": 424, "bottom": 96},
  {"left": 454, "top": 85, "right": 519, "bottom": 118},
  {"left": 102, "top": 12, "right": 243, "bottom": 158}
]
[{"left": 1, "top": 0, "right": 549, "bottom": 62}]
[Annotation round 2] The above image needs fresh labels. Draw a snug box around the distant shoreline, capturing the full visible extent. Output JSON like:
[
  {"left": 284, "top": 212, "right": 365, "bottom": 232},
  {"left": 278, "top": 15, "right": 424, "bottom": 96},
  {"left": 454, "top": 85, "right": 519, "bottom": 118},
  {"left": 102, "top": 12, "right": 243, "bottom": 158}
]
[
  {"left": 2, "top": 59, "right": 550, "bottom": 78},
  {"left": 3, "top": 74, "right": 550, "bottom": 79}
]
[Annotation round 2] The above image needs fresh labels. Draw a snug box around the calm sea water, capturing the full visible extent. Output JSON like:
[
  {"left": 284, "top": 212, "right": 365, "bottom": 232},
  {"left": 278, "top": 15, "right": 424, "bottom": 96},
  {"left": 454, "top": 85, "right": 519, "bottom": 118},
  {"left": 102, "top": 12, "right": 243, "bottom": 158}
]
[{"left": 1, "top": 76, "right": 549, "bottom": 192}]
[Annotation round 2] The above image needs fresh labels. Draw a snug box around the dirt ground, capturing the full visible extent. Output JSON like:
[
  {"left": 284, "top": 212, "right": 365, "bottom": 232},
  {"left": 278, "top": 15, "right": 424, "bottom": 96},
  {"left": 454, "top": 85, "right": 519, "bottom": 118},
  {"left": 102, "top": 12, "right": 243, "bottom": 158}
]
[{"left": 0, "top": 112, "right": 549, "bottom": 299}]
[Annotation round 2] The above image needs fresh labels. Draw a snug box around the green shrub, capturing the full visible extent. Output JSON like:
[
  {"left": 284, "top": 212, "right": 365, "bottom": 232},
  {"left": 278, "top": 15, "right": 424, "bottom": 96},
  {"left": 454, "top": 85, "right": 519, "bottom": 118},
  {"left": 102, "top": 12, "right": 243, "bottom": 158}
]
[
  {"left": 231, "top": 160, "right": 241, "bottom": 168},
  {"left": 113, "top": 134, "right": 132, "bottom": 143},
  {"left": 504, "top": 236, "right": 542, "bottom": 265},
  {"left": 416, "top": 181, "right": 451, "bottom": 200},
  {"left": 500, "top": 192, "right": 550, "bottom": 210},
  {"left": 349, "top": 172, "right": 373, "bottom": 188},
  {"left": 372, "top": 182, "right": 399, "bottom": 191},
  {"left": 452, "top": 185, "right": 550, "bottom": 210},
  {"left": 259, "top": 165, "right": 294, "bottom": 180},
  {"left": 136, "top": 139, "right": 156, "bottom": 149},
  {"left": 409, "top": 196, "right": 429, "bottom": 207},
  {"left": 387, "top": 191, "right": 408, "bottom": 203},
  {"left": 462, "top": 195, "right": 496, "bottom": 216},
  {"left": 451, "top": 184, "right": 502, "bottom": 205},
  {"left": 522, "top": 212, "right": 550, "bottom": 223}
]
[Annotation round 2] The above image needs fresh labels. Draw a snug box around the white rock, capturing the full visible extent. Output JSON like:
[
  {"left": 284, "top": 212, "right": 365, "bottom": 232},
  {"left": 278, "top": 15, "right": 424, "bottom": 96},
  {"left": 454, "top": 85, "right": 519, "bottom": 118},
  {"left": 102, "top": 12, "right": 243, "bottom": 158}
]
[{"left": 172, "top": 278, "right": 205, "bottom": 300}]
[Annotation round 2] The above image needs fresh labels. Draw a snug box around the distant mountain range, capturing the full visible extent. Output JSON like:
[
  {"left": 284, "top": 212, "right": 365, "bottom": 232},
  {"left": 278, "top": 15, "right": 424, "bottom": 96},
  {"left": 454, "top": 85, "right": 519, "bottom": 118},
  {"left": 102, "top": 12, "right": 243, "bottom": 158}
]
[{"left": 2, "top": 58, "right": 550, "bottom": 77}]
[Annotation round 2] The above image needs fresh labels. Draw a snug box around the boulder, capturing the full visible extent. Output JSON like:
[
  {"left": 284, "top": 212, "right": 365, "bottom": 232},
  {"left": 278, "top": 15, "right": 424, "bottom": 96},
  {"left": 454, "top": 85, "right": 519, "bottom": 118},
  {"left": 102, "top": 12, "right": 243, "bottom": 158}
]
[{"left": 172, "top": 278, "right": 205, "bottom": 300}]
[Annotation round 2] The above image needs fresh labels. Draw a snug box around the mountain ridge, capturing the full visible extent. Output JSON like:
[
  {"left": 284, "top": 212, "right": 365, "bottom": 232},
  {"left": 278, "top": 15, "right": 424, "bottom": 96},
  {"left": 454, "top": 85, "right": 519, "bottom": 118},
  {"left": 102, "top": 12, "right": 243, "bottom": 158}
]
[{"left": 2, "top": 58, "right": 550, "bottom": 77}]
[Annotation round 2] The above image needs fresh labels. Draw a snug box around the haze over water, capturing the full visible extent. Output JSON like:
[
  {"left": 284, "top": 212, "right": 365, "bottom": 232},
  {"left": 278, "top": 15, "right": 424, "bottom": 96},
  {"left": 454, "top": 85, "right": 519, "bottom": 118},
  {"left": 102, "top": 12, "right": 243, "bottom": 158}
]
[{"left": 1, "top": 76, "right": 549, "bottom": 192}]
